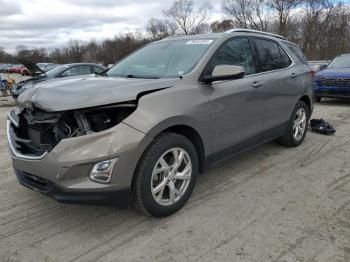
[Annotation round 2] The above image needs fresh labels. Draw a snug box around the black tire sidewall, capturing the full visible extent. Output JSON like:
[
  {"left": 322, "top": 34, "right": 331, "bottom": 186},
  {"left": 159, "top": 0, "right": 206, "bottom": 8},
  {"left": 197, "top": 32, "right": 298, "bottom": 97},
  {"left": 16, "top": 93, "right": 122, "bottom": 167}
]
[{"left": 137, "top": 133, "right": 198, "bottom": 217}]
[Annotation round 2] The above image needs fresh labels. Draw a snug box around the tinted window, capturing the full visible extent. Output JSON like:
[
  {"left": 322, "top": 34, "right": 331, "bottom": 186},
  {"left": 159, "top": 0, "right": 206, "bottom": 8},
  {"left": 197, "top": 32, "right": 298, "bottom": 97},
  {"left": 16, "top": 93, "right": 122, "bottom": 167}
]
[
  {"left": 46, "top": 65, "right": 69, "bottom": 77},
  {"left": 279, "top": 46, "right": 292, "bottom": 68},
  {"left": 93, "top": 66, "right": 104, "bottom": 74},
  {"left": 254, "top": 38, "right": 289, "bottom": 72},
  {"left": 63, "top": 65, "right": 91, "bottom": 77},
  {"left": 206, "top": 38, "right": 256, "bottom": 75},
  {"left": 283, "top": 42, "right": 308, "bottom": 65}
]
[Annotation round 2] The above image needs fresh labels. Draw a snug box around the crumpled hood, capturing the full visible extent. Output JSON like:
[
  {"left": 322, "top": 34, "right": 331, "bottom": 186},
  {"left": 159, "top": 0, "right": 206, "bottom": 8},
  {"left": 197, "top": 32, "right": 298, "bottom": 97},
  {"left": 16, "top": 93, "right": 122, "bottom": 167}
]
[
  {"left": 14, "top": 75, "right": 47, "bottom": 88},
  {"left": 18, "top": 75, "right": 179, "bottom": 112},
  {"left": 316, "top": 68, "right": 350, "bottom": 78}
]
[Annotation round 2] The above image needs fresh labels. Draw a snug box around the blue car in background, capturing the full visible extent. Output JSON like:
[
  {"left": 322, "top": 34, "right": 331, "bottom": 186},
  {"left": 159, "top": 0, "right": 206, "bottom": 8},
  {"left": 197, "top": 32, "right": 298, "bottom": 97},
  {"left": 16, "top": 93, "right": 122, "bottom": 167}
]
[{"left": 314, "top": 54, "right": 350, "bottom": 102}]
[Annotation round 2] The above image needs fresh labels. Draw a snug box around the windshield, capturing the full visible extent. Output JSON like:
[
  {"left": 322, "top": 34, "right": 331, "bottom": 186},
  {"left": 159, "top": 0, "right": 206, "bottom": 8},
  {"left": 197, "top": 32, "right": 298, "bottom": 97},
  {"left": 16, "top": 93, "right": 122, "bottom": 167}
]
[
  {"left": 328, "top": 56, "right": 350, "bottom": 68},
  {"left": 106, "top": 39, "right": 215, "bottom": 78},
  {"left": 45, "top": 65, "right": 69, "bottom": 77}
]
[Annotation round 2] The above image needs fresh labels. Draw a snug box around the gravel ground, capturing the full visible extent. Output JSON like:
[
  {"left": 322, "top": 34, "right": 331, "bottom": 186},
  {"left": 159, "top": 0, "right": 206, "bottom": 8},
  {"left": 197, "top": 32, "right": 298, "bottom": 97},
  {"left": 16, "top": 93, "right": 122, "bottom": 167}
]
[{"left": 0, "top": 96, "right": 349, "bottom": 262}]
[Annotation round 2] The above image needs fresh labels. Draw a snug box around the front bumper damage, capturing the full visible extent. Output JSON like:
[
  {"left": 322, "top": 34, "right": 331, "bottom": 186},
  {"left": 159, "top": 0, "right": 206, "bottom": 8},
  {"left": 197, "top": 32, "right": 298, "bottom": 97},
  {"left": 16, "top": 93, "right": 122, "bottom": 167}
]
[
  {"left": 7, "top": 108, "right": 152, "bottom": 207},
  {"left": 14, "top": 169, "right": 130, "bottom": 206}
]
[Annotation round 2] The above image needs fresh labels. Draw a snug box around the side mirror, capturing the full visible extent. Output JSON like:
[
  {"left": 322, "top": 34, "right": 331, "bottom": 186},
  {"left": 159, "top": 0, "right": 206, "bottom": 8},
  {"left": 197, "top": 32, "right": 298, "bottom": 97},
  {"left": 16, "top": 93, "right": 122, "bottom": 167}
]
[{"left": 202, "top": 65, "right": 245, "bottom": 84}]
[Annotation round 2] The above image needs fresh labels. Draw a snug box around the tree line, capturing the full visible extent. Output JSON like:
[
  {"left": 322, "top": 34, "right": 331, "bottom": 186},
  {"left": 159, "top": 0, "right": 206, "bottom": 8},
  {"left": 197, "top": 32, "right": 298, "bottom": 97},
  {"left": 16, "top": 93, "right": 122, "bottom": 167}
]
[{"left": 0, "top": 0, "right": 349, "bottom": 65}]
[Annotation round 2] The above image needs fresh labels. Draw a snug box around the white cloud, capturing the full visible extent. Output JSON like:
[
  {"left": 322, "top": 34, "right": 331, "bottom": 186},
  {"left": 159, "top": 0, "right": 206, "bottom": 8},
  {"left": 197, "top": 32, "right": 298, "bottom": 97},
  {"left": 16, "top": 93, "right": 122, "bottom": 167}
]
[
  {"left": 0, "top": 0, "right": 222, "bottom": 53},
  {"left": 0, "top": 0, "right": 22, "bottom": 15}
]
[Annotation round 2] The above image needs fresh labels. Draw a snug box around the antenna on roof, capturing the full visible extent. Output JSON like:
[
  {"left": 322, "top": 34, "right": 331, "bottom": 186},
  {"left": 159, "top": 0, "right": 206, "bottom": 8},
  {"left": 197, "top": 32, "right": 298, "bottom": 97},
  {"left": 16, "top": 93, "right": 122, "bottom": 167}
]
[{"left": 225, "top": 28, "right": 287, "bottom": 40}]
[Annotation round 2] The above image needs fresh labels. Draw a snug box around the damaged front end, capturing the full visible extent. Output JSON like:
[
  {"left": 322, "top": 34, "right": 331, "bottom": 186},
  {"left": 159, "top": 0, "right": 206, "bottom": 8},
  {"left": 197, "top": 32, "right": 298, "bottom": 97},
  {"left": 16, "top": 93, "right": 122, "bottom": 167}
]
[{"left": 8, "top": 102, "right": 137, "bottom": 159}]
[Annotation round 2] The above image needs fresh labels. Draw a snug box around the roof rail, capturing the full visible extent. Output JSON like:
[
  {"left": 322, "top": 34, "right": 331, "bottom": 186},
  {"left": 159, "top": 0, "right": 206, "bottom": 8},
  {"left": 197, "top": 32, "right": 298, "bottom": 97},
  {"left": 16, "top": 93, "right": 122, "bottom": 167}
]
[{"left": 225, "top": 28, "right": 287, "bottom": 40}]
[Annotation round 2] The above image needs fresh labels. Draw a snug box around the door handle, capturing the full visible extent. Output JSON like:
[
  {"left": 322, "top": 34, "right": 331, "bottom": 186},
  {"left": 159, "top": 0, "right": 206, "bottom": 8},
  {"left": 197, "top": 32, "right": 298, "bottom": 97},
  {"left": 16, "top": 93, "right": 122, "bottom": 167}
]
[
  {"left": 291, "top": 73, "right": 297, "bottom": 79},
  {"left": 252, "top": 81, "right": 264, "bottom": 88}
]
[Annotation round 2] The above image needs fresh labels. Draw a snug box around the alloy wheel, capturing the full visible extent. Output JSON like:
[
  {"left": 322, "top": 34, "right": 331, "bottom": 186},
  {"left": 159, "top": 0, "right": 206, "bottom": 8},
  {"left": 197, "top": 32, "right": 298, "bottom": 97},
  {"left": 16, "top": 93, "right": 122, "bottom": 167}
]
[
  {"left": 151, "top": 148, "right": 192, "bottom": 206},
  {"left": 293, "top": 108, "right": 307, "bottom": 141}
]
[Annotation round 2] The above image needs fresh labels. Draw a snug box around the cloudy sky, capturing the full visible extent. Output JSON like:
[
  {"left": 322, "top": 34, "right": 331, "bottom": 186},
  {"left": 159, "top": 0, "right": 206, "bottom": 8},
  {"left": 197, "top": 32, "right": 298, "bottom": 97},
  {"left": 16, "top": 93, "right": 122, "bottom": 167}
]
[{"left": 0, "top": 0, "right": 222, "bottom": 53}]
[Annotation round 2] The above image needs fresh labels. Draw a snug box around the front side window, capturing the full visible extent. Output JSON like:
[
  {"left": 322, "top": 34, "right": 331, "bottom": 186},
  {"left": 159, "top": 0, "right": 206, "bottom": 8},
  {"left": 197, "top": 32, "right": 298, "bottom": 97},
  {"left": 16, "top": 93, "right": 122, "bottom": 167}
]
[
  {"left": 205, "top": 37, "right": 256, "bottom": 76},
  {"left": 254, "top": 38, "right": 290, "bottom": 72},
  {"left": 63, "top": 65, "right": 91, "bottom": 77},
  {"left": 107, "top": 39, "right": 215, "bottom": 78}
]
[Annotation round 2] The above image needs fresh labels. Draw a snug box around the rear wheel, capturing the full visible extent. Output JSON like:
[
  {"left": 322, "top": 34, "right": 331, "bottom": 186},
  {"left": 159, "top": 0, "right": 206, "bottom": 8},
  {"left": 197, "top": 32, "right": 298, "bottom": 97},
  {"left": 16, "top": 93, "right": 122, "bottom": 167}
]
[
  {"left": 278, "top": 100, "right": 309, "bottom": 147},
  {"left": 132, "top": 133, "right": 198, "bottom": 217}
]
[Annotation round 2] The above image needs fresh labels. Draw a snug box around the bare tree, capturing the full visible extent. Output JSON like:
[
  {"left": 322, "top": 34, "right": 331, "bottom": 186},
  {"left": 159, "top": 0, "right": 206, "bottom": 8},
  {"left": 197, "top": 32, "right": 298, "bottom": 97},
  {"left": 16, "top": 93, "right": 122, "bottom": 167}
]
[
  {"left": 146, "top": 18, "right": 178, "bottom": 39},
  {"left": 300, "top": 0, "right": 334, "bottom": 59},
  {"left": 163, "top": 0, "right": 211, "bottom": 35},
  {"left": 0, "top": 47, "right": 5, "bottom": 62},
  {"left": 223, "top": 0, "right": 270, "bottom": 31},
  {"left": 2, "top": 0, "right": 350, "bottom": 64},
  {"left": 210, "top": 19, "right": 235, "bottom": 33},
  {"left": 312, "top": 3, "right": 350, "bottom": 59},
  {"left": 267, "top": 0, "right": 302, "bottom": 36}
]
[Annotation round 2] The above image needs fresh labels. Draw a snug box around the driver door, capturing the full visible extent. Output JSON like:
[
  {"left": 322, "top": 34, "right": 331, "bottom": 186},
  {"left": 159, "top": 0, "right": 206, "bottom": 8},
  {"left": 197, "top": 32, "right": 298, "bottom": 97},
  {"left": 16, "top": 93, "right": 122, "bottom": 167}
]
[{"left": 203, "top": 37, "right": 265, "bottom": 157}]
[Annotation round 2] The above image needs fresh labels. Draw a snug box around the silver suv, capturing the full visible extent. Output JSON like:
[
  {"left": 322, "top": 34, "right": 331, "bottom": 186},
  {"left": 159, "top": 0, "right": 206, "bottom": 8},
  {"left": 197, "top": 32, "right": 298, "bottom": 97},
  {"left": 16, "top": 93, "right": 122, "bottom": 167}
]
[{"left": 7, "top": 29, "right": 314, "bottom": 217}]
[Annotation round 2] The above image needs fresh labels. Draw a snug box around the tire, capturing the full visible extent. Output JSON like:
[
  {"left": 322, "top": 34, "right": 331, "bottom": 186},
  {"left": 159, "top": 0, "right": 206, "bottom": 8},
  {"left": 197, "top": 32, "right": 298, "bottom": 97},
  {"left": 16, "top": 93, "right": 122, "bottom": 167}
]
[
  {"left": 132, "top": 132, "right": 198, "bottom": 217},
  {"left": 278, "top": 100, "right": 310, "bottom": 147},
  {"left": 315, "top": 96, "right": 322, "bottom": 103}
]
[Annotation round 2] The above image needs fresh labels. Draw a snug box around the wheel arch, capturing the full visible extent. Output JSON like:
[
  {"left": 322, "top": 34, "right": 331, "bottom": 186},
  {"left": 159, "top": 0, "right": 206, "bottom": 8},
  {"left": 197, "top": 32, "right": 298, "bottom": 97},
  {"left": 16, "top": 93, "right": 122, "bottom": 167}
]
[
  {"left": 299, "top": 95, "right": 312, "bottom": 114},
  {"left": 161, "top": 125, "right": 206, "bottom": 174},
  {"left": 133, "top": 118, "right": 208, "bottom": 179}
]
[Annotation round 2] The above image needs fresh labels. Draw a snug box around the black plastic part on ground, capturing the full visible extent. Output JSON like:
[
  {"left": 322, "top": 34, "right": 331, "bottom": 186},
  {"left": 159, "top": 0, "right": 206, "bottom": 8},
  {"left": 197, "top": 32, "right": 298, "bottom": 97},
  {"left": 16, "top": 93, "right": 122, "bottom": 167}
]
[{"left": 309, "top": 118, "right": 336, "bottom": 135}]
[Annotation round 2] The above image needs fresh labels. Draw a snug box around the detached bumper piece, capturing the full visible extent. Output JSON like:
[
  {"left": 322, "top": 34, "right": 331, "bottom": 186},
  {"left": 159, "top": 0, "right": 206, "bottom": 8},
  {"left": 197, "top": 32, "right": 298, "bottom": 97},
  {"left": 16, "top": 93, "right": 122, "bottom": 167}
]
[
  {"left": 310, "top": 119, "right": 336, "bottom": 135},
  {"left": 15, "top": 169, "right": 130, "bottom": 208}
]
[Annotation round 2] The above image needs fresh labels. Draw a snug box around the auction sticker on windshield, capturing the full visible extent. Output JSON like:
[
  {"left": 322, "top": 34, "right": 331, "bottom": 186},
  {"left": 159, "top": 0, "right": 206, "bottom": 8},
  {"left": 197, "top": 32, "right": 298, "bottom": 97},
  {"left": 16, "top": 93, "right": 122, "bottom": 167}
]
[{"left": 185, "top": 40, "right": 214, "bottom": 45}]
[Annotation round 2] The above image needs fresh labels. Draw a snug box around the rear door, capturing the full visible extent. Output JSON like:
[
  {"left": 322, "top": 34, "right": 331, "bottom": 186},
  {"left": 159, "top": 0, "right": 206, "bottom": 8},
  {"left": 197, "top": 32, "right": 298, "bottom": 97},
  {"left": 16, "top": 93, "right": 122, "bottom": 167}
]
[
  {"left": 251, "top": 37, "right": 302, "bottom": 134},
  {"left": 204, "top": 37, "right": 264, "bottom": 155}
]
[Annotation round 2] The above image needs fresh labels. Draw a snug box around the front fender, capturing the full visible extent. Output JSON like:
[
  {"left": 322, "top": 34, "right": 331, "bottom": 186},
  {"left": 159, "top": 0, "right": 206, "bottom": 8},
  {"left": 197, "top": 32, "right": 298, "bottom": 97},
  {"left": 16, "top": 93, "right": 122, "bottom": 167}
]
[{"left": 123, "top": 86, "right": 211, "bottom": 156}]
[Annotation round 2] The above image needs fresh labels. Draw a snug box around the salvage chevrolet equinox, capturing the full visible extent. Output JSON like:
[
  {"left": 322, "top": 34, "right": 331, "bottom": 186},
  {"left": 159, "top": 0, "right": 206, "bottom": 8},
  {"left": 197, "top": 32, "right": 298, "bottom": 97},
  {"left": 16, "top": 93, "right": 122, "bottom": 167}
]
[{"left": 7, "top": 29, "right": 314, "bottom": 217}]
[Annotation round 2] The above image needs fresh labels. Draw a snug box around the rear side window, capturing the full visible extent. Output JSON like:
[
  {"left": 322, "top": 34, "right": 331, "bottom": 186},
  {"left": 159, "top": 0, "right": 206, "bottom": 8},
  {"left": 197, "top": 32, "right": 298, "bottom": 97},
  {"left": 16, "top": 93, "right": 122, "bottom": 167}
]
[
  {"left": 283, "top": 42, "right": 308, "bottom": 65},
  {"left": 206, "top": 37, "right": 256, "bottom": 75},
  {"left": 254, "top": 38, "right": 291, "bottom": 72},
  {"left": 279, "top": 46, "right": 292, "bottom": 68}
]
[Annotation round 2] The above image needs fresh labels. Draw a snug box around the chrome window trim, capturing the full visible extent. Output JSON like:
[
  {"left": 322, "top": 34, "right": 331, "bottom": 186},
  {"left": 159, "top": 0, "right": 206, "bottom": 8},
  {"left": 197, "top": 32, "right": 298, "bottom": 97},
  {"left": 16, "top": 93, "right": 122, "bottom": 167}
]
[{"left": 209, "top": 55, "right": 296, "bottom": 84}]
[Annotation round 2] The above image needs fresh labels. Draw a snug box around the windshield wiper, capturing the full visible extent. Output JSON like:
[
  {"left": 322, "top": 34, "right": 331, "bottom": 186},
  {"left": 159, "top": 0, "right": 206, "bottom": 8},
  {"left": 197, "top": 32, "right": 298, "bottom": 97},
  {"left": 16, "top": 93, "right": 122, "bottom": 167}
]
[
  {"left": 106, "top": 73, "right": 161, "bottom": 79},
  {"left": 126, "top": 74, "right": 160, "bottom": 79}
]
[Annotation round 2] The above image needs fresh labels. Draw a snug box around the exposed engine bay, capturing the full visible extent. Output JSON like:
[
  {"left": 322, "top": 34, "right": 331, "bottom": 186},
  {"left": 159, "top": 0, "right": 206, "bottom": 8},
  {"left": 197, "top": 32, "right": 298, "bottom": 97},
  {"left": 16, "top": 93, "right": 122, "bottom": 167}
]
[{"left": 13, "top": 102, "right": 137, "bottom": 155}]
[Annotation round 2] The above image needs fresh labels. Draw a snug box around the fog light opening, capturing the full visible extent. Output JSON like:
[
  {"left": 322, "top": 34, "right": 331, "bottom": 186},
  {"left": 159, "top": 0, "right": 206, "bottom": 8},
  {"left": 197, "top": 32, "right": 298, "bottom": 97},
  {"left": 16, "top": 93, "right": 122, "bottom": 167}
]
[{"left": 89, "top": 157, "right": 119, "bottom": 184}]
